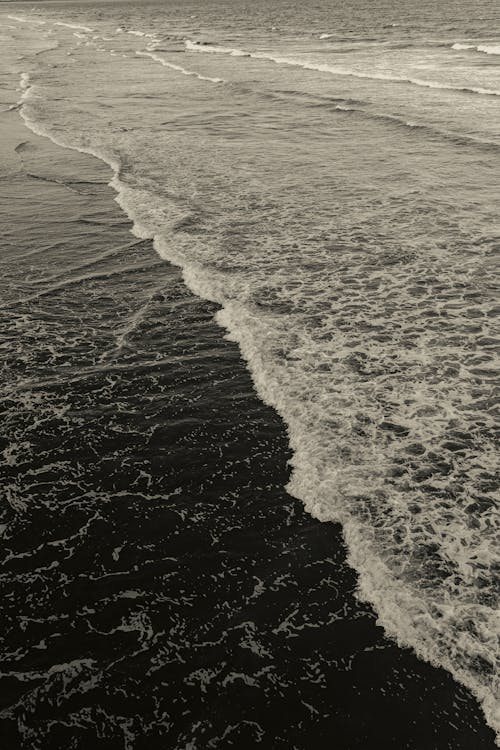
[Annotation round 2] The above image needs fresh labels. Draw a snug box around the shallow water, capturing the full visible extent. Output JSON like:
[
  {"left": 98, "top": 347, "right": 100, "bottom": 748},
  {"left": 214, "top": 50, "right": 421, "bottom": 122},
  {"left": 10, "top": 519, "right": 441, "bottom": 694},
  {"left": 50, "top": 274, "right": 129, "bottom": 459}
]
[{"left": 1, "top": 0, "right": 499, "bottom": 744}]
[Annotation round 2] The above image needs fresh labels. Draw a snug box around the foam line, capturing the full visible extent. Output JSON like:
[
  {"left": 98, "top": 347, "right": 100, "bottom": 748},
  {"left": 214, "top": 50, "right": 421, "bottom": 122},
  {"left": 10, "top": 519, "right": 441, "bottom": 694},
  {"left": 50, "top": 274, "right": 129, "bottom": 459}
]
[
  {"left": 7, "top": 15, "right": 45, "bottom": 25},
  {"left": 136, "top": 50, "right": 224, "bottom": 84},
  {"left": 55, "top": 21, "right": 93, "bottom": 33},
  {"left": 185, "top": 39, "right": 500, "bottom": 97}
]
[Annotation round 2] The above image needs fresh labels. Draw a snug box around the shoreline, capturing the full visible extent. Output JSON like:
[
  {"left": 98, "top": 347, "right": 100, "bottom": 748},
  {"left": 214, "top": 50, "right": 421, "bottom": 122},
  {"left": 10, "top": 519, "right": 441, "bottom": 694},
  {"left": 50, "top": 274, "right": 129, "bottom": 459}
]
[{"left": 0, "top": 106, "right": 497, "bottom": 748}]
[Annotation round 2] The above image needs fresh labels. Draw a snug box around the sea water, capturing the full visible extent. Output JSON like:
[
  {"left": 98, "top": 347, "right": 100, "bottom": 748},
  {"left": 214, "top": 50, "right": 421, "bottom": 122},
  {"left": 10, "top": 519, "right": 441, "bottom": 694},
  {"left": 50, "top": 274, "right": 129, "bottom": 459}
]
[{"left": 0, "top": 0, "right": 499, "bottom": 743}]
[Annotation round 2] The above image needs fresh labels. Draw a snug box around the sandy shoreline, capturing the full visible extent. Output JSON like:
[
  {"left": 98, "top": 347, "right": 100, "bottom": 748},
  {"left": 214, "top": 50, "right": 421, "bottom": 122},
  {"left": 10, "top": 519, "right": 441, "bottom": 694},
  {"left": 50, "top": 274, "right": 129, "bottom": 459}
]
[{"left": 0, "top": 107, "right": 497, "bottom": 749}]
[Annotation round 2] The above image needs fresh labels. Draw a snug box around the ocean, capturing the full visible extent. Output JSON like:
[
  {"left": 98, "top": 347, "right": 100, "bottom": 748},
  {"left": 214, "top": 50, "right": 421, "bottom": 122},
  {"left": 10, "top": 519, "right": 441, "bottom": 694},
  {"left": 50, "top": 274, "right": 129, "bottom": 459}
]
[{"left": 0, "top": 0, "right": 498, "bottom": 747}]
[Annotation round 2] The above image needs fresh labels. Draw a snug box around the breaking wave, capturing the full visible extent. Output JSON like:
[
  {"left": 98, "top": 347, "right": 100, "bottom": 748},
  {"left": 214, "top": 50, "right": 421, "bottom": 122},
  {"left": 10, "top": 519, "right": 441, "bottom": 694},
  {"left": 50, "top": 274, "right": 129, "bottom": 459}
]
[
  {"left": 55, "top": 21, "right": 93, "bottom": 33},
  {"left": 452, "top": 42, "right": 500, "bottom": 55},
  {"left": 185, "top": 39, "right": 500, "bottom": 97},
  {"left": 136, "top": 50, "right": 224, "bottom": 83}
]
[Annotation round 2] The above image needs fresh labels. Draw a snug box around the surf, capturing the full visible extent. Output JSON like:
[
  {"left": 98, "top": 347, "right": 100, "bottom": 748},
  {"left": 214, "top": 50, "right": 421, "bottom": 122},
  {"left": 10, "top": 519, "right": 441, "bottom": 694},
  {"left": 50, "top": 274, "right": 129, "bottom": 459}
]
[{"left": 185, "top": 39, "right": 500, "bottom": 97}]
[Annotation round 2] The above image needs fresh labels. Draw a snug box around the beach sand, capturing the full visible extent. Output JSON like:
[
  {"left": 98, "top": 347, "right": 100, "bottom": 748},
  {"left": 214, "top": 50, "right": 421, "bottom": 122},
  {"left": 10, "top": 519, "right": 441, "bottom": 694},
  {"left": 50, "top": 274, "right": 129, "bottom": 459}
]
[{"left": 0, "top": 108, "right": 497, "bottom": 749}]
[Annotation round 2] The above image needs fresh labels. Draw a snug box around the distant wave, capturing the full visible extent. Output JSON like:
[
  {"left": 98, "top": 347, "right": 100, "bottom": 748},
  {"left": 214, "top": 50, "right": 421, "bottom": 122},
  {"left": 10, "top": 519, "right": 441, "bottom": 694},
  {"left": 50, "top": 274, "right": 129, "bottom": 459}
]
[
  {"left": 7, "top": 15, "right": 45, "bottom": 25},
  {"left": 477, "top": 44, "right": 500, "bottom": 55},
  {"left": 318, "top": 34, "right": 415, "bottom": 50},
  {"left": 128, "top": 30, "right": 158, "bottom": 39},
  {"left": 333, "top": 103, "right": 500, "bottom": 151},
  {"left": 259, "top": 86, "right": 500, "bottom": 151},
  {"left": 55, "top": 21, "right": 93, "bottom": 33},
  {"left": 136, "top": 51, "right": 224, "bottom": 83},
  {"left": 185, "top": 40, "right": 250, "bottom": 57},
  {"left": 185, "top": 40, "right": 500, "bottom": 97},
  {"left": 452, "top": 42, "right": 500, "bottom": 55}
]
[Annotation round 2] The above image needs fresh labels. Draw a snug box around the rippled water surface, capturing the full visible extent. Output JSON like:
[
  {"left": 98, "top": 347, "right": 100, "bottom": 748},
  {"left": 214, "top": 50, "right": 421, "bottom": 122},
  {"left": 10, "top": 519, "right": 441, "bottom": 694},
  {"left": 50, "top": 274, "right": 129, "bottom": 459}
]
[{"left": 0, "top": 0, "right": 499, "bottom": 745}]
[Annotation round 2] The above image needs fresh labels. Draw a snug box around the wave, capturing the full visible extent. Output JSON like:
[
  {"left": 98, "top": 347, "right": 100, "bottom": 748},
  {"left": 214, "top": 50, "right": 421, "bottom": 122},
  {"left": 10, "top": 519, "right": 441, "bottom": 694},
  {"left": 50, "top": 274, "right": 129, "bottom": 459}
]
[
  {"left": 54, "top": 22, "right": 93, "bottom": 33},
  {"left": 113, "top": 27, "right": 158, "bottom": 41},
  {"left": 17, "top": 76, "right": 121, "bottom": 173},
  {"left": 7, "top": 15, "right": 45, "bottom": 25},
  {"left": 317, "top": 35, "right": 416, "bottom": 51},
  {"left": 185, "top": 40, "right": 250, "bottom": 57},
  {"left": 257, "top": 86, "right": 499, "bottom": 151},
  {"left": 331, "top": 103, "right": 500, "bottom": 151},
  {"left": 136, "top": 51, "right": 224, "bottom": 84},
  {"left": 16, "top": 73, "right": 500, "bottom": 744},
  {"left": 478, "top": 44, "right": 500, "bottom": 54},
  {"left": 452, "top": 42, "right": 500, "bottom": 55},
  {"left": 18, "top": 73, "right": 33, "bottom": 103},
  {"left": 185, "top": 39, "right": 500, "bottom": 97}
]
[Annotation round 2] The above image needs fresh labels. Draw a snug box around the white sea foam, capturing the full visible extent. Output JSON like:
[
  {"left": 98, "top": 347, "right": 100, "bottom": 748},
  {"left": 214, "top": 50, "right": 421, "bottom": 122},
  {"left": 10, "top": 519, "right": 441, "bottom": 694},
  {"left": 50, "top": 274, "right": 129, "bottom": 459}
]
[
  {"left": 7, "top": 15, "right": 45, "bottom": 25},
  {"left": 185, "top": 39, "right": 500, "bottom": 96},
  {"left": 477, "top": 45, "right": 500, "bottom": 55},
  {"left": 136, "top": 50, "right": 224, "bottom": 83},
  {"left": 185, "top": 39, "right": 250, "bottom": 56},
  {"left": 55, "top": 22, "right": 93, "bottom": 33},
  {"left": 18, "top": 73, "right": 33, "bottom": 102},
  {"left": 127, "top": 29, "right": 158, "bottom": 39},
  {"left": 452, "top": 42, "right": 500, "bottom": 55}
]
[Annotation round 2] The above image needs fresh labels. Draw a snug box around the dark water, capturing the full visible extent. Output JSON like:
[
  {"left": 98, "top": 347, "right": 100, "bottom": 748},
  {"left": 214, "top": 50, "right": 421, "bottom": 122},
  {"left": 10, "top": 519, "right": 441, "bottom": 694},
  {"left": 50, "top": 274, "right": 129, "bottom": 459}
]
[{"left": 0, "top": 0, "right": 499, "bottom": 746}]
